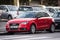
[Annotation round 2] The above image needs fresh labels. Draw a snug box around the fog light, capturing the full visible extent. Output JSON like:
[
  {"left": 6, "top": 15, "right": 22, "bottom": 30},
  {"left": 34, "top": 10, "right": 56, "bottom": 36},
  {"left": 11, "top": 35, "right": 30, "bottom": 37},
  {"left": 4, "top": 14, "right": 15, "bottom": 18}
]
[{"left": 20, "top": 28, "right": 26, "bottom": 30}]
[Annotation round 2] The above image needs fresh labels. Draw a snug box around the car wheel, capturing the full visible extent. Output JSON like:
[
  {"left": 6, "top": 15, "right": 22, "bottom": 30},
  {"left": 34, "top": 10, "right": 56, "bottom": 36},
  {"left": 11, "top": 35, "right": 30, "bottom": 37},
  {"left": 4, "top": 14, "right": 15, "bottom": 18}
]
[
  {"left": 30, "top": 25, "right": 36, "bottom": 34},
  {"left": 8, "top": 16, "right": 12, "bottom": 20},
  {"left": 49, "top": 24, "right": 55, "bottom": 33}
]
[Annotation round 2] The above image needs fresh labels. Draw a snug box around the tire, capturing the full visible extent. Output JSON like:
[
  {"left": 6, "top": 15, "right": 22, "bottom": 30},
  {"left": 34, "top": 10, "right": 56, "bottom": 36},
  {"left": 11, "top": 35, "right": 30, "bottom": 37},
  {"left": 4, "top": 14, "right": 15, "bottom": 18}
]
[
  {"left": 30, "top": 25, "right": 36, "bottom": 34},
  {"left": 8, "top": 16, "right": 12, "bottom": 20},
  {"left": 49, "top": 24, "right": 55, "bottom": 33}
]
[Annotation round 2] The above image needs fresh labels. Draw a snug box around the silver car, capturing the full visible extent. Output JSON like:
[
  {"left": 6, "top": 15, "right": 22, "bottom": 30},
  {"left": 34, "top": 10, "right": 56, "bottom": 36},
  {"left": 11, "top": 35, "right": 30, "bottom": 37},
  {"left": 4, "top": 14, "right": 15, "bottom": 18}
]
[{"left": 0, "top": 5, "right": 18, "bottom": 20}]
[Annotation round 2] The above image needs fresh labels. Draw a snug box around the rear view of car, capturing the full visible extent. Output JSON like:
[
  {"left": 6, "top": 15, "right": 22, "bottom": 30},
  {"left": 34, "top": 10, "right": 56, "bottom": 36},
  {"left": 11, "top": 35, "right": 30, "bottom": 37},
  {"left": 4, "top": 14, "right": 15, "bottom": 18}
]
[{"left": 6, "top": 11, "right": 55, "bottom": 34}]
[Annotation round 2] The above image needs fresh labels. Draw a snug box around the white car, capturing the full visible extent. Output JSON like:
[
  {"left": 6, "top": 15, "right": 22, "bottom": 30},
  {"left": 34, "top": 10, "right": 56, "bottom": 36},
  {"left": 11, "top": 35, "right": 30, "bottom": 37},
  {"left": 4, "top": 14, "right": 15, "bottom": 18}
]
[
  {"left": 0, "top": 5, "right": 18, "bottom": 20},
  {"left": 17, "top": 5, "right": 46, "bottom": 15},
  {"left": 44, "top": 6, "right": 57, "bottom": 16}
]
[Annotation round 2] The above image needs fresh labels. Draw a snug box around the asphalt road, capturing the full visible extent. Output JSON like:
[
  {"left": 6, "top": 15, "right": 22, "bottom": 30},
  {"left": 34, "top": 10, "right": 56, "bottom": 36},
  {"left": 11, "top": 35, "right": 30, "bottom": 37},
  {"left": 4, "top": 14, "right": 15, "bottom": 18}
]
[{"left": 0, "top": 22, "right": 60, "bottom": 40}]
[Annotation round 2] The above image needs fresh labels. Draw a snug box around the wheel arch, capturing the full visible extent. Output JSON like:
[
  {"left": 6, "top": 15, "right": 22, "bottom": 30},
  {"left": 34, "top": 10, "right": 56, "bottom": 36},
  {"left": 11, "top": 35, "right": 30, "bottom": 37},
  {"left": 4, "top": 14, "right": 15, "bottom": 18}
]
[
  {"left": 52, "top": 22, "right": 55, "bottom": 26},
  {"left": 30, "top": 23, "right": 36, "bottom": 29},
  {"left": 8, "top": 14, "right": 12, "bottom": 18}
]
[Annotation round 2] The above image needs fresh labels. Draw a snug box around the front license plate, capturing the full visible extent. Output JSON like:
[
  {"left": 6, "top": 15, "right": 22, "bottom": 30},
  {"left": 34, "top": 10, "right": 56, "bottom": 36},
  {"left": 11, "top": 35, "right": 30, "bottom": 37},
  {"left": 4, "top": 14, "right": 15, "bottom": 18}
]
[{"left": 10, "top": 26, "right": 18, "bottom": 28}]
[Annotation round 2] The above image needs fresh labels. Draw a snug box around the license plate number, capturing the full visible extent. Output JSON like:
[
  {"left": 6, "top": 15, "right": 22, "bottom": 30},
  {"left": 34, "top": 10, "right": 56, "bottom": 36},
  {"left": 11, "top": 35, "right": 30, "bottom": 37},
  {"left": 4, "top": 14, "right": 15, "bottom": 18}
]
[{"left": 10, "top": 26, "right": 18, "bottom": 28}]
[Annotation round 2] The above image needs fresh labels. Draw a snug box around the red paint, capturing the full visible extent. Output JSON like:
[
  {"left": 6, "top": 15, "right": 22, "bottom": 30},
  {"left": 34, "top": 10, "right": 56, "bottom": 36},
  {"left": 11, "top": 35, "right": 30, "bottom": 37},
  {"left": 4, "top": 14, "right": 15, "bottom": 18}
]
[{"left": 6, "top": 17, "right": 54, "bottom": 32}]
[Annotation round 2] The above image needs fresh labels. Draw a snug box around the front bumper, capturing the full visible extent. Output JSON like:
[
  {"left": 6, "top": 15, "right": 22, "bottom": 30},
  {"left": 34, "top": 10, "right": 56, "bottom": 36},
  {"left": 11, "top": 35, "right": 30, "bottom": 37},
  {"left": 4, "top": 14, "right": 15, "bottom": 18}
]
[
  {"left": 6, "top": 24, "right": 30, "bottom": 32},
  {"left": 6, "top": 27, "right": 28, "bottom": 32}
]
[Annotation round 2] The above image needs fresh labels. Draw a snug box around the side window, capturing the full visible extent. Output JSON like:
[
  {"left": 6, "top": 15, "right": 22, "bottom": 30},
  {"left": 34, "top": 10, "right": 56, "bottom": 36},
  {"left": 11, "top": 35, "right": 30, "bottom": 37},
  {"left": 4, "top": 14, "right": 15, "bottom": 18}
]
[
  {"left": 44, "top": 13, "right": 49, "bottom": 17},
  {"left": 36, "top": 12, "right": 49, "bottom": 18},
  {"left": 36, "top": 12, "right": 44, "bottom": 18}
]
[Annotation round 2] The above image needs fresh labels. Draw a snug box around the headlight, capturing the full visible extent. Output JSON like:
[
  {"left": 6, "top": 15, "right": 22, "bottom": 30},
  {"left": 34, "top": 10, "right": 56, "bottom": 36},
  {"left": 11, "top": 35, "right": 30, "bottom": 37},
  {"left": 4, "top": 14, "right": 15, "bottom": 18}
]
[{"left": 21, "top": 22, "right": 28, "bottom": 24}]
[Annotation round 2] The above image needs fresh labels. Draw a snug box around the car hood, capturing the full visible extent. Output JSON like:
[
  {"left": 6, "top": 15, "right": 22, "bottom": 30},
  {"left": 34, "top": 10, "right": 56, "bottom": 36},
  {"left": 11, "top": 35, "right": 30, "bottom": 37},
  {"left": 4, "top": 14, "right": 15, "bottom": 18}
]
[{"left": 8, "top": 18, "right": 36, "bottom": 23}]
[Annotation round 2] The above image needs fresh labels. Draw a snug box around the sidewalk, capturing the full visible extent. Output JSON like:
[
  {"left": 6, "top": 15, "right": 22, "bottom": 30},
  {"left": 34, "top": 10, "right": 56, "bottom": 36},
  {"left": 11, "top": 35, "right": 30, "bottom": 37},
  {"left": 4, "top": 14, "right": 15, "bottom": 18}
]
[
  {"left": 0, "top": 19, "right": 8, "bottom": 22},
  {"left": 0, "top": 21, "right": 7, "bottom": 34}
]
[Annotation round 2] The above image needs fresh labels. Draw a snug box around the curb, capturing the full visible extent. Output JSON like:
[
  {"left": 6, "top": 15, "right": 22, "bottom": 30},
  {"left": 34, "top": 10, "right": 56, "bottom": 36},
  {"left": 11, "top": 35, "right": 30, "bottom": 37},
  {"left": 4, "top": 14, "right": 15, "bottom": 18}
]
[
  {"left": 0, "top": 31, "right": 7, "bottom": 35},
  {"left": 0, "top": 19, "right": 8, "bottom": 22}
]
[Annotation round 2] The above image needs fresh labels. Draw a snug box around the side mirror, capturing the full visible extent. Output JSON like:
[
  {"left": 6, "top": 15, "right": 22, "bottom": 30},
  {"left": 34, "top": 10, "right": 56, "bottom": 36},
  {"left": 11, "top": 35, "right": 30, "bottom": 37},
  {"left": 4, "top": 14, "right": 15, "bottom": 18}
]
[{"left": 36, "top": 16, "right": 40, "bottom": 18}]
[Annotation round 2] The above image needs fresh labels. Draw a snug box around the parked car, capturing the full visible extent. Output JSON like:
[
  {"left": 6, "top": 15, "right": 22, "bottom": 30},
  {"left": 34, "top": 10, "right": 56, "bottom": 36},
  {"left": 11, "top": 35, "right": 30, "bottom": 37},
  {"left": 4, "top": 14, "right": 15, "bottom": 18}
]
[
  {"left": 53, "top": 12, "right": 60, "bottom": 29},
  {"left": 17, "top": 5, "right": 46, "bottom": 15},
  {"left": 18, "top": 5, "right": 45, "bottom": 11},
  {"left": 6, "top": 11, "right": 55, "bottom": 34},
  {"left": 54, "top": 7, "right": 60, "bottom": 12},
  {"left": 0, "top": 5, "right": 18, "bottom": 20},
  {"left": 45, "top": 6, "right": 57, "bottom": 16}
]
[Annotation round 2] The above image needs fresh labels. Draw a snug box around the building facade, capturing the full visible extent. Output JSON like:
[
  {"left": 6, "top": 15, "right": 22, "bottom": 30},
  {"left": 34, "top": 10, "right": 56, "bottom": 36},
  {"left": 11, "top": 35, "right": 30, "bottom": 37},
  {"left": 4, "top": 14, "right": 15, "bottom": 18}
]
[{"left": 0, "top": 0, "right": 59, "bottom": 6}]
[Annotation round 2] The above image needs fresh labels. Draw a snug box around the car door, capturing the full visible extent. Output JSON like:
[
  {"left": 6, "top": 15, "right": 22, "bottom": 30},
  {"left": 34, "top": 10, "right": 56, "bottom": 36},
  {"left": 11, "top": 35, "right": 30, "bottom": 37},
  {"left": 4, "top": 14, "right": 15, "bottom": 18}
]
[
  {"left": 43, "top": 12, "right": 50, "bottom": 28},
  {"left": 36, "top": 12, "right": 46, "bottom": 29}
]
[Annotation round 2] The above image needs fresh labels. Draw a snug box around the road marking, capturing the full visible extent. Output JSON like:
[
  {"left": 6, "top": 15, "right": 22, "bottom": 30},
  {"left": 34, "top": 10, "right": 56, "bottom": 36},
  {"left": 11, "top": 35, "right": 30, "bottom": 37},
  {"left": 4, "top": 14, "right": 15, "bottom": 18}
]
[
  {"left": 0, "top": 35, "right": 32, "bottom": 40},
  {"left": 0, "top": 36, "right": 52, "bottom": 40},
  {"left": 16, "top": 37, "right": 52, "bottom": 40}
]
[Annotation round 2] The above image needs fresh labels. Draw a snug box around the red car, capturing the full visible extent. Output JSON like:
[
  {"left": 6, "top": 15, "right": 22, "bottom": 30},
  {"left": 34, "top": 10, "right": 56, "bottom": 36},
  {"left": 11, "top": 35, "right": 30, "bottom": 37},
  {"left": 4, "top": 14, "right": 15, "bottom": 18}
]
[{"left": 6, "top": 12, "right": 55, "bottom": 34}]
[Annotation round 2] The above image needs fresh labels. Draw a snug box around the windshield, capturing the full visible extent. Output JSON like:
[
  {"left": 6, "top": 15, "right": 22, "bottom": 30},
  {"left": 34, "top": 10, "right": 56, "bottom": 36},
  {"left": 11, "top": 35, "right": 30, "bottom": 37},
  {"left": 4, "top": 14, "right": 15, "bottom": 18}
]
[
  {"left": 18, "top": 7, "right": 33, "bottom": 11},
  {"left": 7, "top": 5, "right": 18, "bottom": 11},
  {"left": 17, "top": 12, "right": 36, "bottom": 18}
]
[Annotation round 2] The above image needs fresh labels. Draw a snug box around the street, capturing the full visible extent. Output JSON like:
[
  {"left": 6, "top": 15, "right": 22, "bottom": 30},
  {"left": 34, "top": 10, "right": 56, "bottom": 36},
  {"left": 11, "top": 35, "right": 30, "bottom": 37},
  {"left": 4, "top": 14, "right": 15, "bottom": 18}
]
[
  {"left": 0, "top": 22, "right": 7, "bottom": 33},
  {"left": 0, "top": 31, "right": 60, "bottom": 40},
  {"left": 0, "top": 22, "right": 60, "bottom": 40},
  {"left": 0, "top": 0, "right": 60, "bottom": 40}
]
